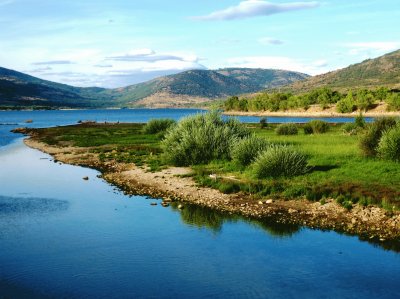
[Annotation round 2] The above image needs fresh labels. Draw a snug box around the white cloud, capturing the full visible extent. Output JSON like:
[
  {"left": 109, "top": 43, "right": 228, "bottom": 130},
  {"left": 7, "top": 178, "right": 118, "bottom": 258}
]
[
  {"left": 192, "top": 0, "right": 319, "bottom": 21},
  {"left": 258, "top": 37, "right": 284, "bottom": 45},
  {"left": 32, "top": 60, "right": 74, "bottom": 66},
  {"left": 224, "top": 55, "right": 328, "bottom": 75},
  {"left": 346, "top": 42, "right": 400, "bottom": 52},
  {"left": 344, "top": 42, "right": 400, "bottom": 56}
]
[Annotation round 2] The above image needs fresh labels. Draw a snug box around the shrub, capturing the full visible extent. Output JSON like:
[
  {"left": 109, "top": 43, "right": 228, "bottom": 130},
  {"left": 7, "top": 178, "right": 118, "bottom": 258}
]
[
  {"left": 342, "top": 123, "right": 359, "bottom": 135},
  {"left": 252, "top": 145, "right": 308, "bottom": 178},
  {"left": 386, "top": 93, "right": 400, "bottom": 111},
  {"left": 275, "top": 123, "right": 298, "bottom": 135},
  {"left": 377, "top": 123, "right": 400, "bottom": 162},
  {"left": 161, "top": 111, "right": 249, "bottom": 166},
  {"left": 308, "top": 120, "right": 330, "bottom": 134},
  {"left": 231, "top": 135, "right": 269, "bottom": 166},
  {"left": 336, "top": 92, "right": 356, "bottom": 113},
  {"left": 360, "top": 117, "right": 397, "bottom": 157},
  {"left": 260, "top": 117, "right": 268, "bottom": 129},
  {"left": 143, "top": 118, "right": 176, "bottom": 134},
  {"left": 355, "top": 113, "right": 366, "bottom": 128},
  {"left": 303, "top": 123, "right": 313, "bottom": 135}
]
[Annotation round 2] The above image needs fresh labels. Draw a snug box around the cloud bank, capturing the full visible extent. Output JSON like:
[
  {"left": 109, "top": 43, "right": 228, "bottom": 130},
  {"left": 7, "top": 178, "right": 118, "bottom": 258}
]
[{"left": 192, "top": 0, "right": 319, "bottom": 21}]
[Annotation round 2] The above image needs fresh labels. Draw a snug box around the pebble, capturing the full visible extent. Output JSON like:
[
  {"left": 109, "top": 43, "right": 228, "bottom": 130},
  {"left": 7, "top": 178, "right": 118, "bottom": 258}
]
[{"left": 83, "top": 176, "right": 89, "bottom": 180}]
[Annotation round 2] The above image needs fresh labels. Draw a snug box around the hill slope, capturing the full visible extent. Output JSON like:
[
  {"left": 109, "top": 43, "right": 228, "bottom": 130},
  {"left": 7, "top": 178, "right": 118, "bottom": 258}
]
[
  {"left": 0, "top": 67, "right": 309, "bottom": 108},
  {"left": 110, "top": 68, "right": 309, "bottom": 107},
  {"left": 286, "top": 49, "right": 400, "bottom": 93},
  {"left": 0, "top": 67, "right": 111, "bottom": 108}
]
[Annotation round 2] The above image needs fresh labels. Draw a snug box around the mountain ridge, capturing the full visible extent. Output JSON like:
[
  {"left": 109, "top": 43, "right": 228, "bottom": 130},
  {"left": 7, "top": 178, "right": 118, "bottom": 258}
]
[{"left": 0, "top": 67, "right": 309, "bottom": 108}]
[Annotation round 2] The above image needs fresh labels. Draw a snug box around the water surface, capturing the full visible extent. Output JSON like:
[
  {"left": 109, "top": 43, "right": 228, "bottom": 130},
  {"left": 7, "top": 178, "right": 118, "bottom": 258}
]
[{"left": 0, "top": 109, "right": 398, "bottom": 299}]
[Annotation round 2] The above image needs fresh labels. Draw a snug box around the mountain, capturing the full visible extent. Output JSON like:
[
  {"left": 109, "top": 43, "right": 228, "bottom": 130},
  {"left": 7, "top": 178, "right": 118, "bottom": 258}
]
[
  {"left": 0, "top": 67, "right": 309, "bottom": 109},
  {"left": 284, "top": 49, "right": 400, "bottom": 93},
  {"left": 107, "top": 68, "right": 309, "bottom": 107},
  {"left": 0, "top": 67, "right": 112, "bottom": 108}
]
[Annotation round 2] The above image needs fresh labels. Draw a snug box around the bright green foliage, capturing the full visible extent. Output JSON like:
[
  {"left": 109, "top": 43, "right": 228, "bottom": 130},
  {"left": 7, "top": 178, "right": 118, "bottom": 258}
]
[
  {"left": 143, "top": 118, "right": 176, "bottom": 134},
  {"left": 275, "top": 123, "right": 298, "bottom": 135},
  {"left": 231, "top": 135, "right": 269, "bottom": 166},
  {"left": 224, "top": 87, "right": 400, "bottom": 113},
  {"left": 386, "top": 93, "right": 400, "bottom": 111},
  {"left": 355, "top": 113, "right": 366, "bottom": 128},
  {"left": 360, "top": 117, "right": 397, "bottom": 156},
  {"left": 336, "top": 91, "right": 356, "bottom": 113},
  {"left": 252, "top": 145, "right": 308, "bottom": 178},
  {"left": 161, "top": 111, "right": 249, "bottom": 166},
  {"left": 377, "top": 123, "right": 400, "bottom": 162}
]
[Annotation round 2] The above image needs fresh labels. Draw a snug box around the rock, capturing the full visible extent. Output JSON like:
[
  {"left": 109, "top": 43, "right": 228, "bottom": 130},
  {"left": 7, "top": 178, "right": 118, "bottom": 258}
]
[
  {"left": 258, "top": 201, "right": 263, "bottom": 205},
  {"left": 265, "top": 199, "right": 273, "bottom": 204},
  {"left": 150, "top": 202, "right": 157, "bottom": 206},
  {"left": 83, "top": 176, "right": 89, "bottom": 180},
  {"left": 178, "top": 204, "right": 184, "bottom": 209},
  {"left": 164, "top": 198, "right": 172, "bottom": 203},
  {"left": 25, "top": 119, "right": 33, "bottom": 123},
  {"left": 161, "top": 203, "right": 170, "bottom": 207},
  {"left": 351, "top": 218, "right": 357, "bottom": 224},
  {"left": 288, "top": 208, "right": 297, "bottom": 214}
]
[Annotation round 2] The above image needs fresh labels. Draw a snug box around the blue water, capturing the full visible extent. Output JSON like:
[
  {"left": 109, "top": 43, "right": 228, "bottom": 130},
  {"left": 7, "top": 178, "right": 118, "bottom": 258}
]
[{"left": 0, "top": 109, "right": 398, "bottom": 299}]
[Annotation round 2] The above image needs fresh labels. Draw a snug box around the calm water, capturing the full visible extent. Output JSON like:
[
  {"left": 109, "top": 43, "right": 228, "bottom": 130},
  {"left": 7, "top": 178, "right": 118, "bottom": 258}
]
[{"left": 0, "top": 109, "right": 398, "bottom": 299}]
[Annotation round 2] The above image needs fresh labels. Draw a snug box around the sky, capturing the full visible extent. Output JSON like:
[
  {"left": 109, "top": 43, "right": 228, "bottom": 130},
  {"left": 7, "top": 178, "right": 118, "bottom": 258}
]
[{"left": 0, "top": 0, "right": 399, "bottom": 88}]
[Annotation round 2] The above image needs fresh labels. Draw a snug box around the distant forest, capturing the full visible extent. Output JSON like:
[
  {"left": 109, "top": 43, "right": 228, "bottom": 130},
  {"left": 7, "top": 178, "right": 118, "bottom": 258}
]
[{"left": 224, "top": 87, "right": 400, "bottom": 113}]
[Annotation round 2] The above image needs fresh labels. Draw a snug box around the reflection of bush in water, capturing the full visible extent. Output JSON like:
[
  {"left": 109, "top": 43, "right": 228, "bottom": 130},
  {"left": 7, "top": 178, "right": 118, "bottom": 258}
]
[
  {"left": 250, "top": 219, "right": 301, "bottom": 238},
  {"left": 170, "top": 202, "right": 301, "bottom": 237},
  {"left": 170, "top": 203, "right": 233, "bottom": 233}
]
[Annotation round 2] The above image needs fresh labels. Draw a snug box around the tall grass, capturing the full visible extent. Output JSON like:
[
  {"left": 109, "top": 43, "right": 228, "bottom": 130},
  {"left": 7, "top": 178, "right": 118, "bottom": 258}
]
[
  {"left": 231, "top": 135, "right": 269, "bottom": 166},
  {"left": 304, "top": 120, "right": 329, "bottom": 134},
  {"left": 143, "top": 118, "right": 176, "bottom": 134},
  {"left": 377, "top": 123, "right": 400, "bottom": 161},
  {"left": 275, "top": 123, "right": 298, "bottom": 135},
  {"left": 360, "top": 117, "right": 397, "bottom": 156},
  {"left": 161, "top": 111, "right": 249, "bottom": 166},
  {"left": 252, "top": 145, "right": 309, "bottom": 178}
]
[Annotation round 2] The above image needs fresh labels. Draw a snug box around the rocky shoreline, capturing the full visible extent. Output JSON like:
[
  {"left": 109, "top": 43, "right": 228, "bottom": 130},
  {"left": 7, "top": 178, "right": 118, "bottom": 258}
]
[{"left": 22, "top": 135, "right": 400, "bottom": 246}]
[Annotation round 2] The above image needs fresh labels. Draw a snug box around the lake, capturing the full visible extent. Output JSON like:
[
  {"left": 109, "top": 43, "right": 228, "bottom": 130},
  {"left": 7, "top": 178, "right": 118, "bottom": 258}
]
[{"left": 0, "top": 109, "right": 398, "bottom": 299}]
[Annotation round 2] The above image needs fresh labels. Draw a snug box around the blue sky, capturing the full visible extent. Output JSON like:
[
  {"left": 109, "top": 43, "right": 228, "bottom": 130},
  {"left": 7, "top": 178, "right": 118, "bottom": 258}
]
[{"left": 0, "top": 0, "right": 399, "bottom": 88}]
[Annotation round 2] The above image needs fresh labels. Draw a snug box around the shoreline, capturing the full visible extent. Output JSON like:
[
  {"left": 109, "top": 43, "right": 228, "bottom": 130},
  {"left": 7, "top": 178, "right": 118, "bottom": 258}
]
[
  {"left": 223, "top": 110, "right": 400, "bottom": 118},
  {"left": 23, "top": 136, "right": 400, "bottom": 245}
]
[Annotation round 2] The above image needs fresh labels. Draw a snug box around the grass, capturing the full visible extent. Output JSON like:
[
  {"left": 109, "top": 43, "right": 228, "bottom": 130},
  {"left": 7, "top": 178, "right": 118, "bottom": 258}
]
[{"left": 33, "top": 122, "right": 400, "bottom": 209}]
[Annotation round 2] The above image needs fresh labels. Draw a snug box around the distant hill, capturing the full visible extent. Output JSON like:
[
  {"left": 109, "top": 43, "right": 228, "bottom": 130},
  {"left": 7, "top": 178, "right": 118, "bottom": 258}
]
[
  {"left": 108, "top": 68, "right": 310, "bottom": 107},
  {"left": 0, "top": 67, "right": 112, "bottom": 108},
  {"left": 0, "top": 67, "right": 309, "bottom": 108},
  {"left": 285, "top": 49, "right": 400, "bottom": 93}
]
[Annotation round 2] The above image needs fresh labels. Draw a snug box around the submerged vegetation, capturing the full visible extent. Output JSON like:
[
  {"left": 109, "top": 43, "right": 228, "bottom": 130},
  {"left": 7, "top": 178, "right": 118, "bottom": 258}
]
[
  {"left": 224, "top": 87, "right": 400, "bottom": 113},
  {"left": 29, "top": 112, "right": 400, "bottom": 211}
]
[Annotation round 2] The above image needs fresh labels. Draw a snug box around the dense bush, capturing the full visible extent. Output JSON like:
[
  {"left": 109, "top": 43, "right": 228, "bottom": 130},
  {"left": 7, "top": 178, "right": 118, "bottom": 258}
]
[
  {"left": 377, "top": 123, "right": 400, "bottom": 161},
  {"left": 231, "top": 135, "right": 269, "bottom": 166},
  {"left": 259, "top": 117, "right": 268, "bottom": 129},
  {"left": 360, "top": 117, "right": 397, "bottom": 157},
  {"left": 143, "top": 118, "right": 176, "bottom": 134},
  {"left": 275, "top": 123, "right": 298, "bottom": 135},
  {"left": 303, "top": 123, "right": 313, "bottom": 135},
  {"left": 336, "top": 92, "right": 356, "bottom": 113},
  {"left": 310, "top": 120, "right": 329, "bottom": 133},
  {"left": 386, "top": 93, "right": 400, "bottom": 111},
  {"left": 161, "top": 111, "right": 249, "bottom": 166},
  {"left": 342, "top": 123, "right": 360, "bottom": 135},
  {"left": 252, "top": 145, "right": 308, "bottom": 178}
]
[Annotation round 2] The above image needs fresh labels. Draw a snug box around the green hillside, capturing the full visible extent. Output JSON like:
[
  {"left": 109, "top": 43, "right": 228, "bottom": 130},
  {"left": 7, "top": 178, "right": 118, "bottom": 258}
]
[{"left": 285, "top": 49, "right": 400, "bottom": 93}]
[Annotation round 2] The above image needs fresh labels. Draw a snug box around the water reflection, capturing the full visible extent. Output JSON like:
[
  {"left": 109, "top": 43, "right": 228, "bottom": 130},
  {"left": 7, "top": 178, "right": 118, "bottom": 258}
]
[{"left": 170, "top": 202, "right": 301, "bottom": 237}]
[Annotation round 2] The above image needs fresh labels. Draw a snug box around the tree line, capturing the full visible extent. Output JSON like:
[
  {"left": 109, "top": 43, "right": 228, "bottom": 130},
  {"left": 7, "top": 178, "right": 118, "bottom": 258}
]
[{"left": 224, "top": 87, "right": 400, "bottom": 113}]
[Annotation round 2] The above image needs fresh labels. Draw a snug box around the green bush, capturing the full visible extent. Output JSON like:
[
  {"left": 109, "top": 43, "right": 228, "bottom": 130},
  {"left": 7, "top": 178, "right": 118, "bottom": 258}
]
[
  {"left": 143, "top": 118, "right": 176, "bottom": 134},
  {"left": 231, "top": 135, "right": 269, "bottom": 166},
  {"left": 386, "top": 93, "right": 400, "bottom": 111},
  {"left": 360, "top": 117, "right": 397, "bottom": 157},
  {"left": 252, "top": 145, "right": 308, "bottom": 178},
  {"left": 260, "top": 117, "right": 268, "bottom": 129},
  {"left": 336, "top": 92, "right": 356, "bottom": 113},
  {"left": 275, "top": 123, "right": 298, "bottom": 135},
  {"left": 377, "top": 123, "right": 400, "bottom": 161},
  {"left": 342, "top": 123, "right": 359, "bottom": 135},
  {"left": 303, "top": 123, "right": 313, "bottom": 135},
  {"left": 307, "top": 120, "right": 330, "bottom": 134},
  {"left": 161, "top": 111, "right": 249, "bottom": 166}
]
